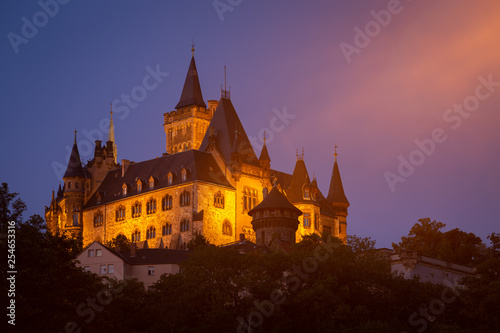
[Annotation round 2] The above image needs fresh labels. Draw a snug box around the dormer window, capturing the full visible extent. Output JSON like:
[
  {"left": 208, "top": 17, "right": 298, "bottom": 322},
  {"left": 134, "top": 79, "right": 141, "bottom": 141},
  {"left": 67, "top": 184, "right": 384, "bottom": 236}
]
[
  {"left": 181, "top": 168, "right": 187, "bottom": 181},
  {"left": 137, "top": 180, "right": 142, "bottom": 193},
  {"left": 149, "top": 176, "right": 155, "bottom": 189},
  {"left": 168, "top": 172, "right": 173, "bottom": 185},
  {"left": 304, "top": 189, "right": 310, "bottom": 199},
  {"left": 96, "top": 193, "right": 102, "bottom": 204},
  {"left": 122, "top": 184, "right": 128, "bottom": 196}
]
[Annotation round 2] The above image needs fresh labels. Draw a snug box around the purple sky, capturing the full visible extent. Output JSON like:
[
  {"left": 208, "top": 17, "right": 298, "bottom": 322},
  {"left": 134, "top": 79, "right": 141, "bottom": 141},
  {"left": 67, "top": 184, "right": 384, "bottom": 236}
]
[{"left": 1, "top": 0, "right": 499, "bottom": 248}]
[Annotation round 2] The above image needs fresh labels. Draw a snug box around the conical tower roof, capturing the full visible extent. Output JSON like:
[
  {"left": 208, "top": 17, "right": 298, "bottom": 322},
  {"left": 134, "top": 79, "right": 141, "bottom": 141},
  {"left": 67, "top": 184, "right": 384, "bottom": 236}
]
[
  {"left": 259, "top": 140, "right": 270, "bottom": 162},
  {"left": 63, "top": 131, "right": 86, "bottom": 179},
  {"left": 327, "top": 153, "right": 349, "bottom": 205},
  {"left": 175, "top": 54, "right": 206, "bottom": 109},
  {"left": 248, "top": 186, "right": 302, "bottom": 216},
  {"left": 200, "top": 98, "right": 259, "bottom": 166},
  {"left": 284, "top": 151, "right": 311, "bottom": 203}
]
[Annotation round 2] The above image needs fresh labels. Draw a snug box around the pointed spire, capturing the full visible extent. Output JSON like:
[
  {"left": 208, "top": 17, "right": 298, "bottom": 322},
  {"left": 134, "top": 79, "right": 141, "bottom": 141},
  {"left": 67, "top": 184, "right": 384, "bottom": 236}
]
[
  {"left": 63, "top": 131, "right": 86, "bottom": 179},
  {"left": 108, "top": 104, "right": 117, "bottom": 164},
  {"left": 175, "top": 48, "right": 206, "bottom": 109},
  {"left": 285, "top": 154, "right": 311, "bottom": 203},
  {"left": 259, "top": 131, "right": 271, "bottom": 162},
  {"left": 327, "top": 147, "right": 349, "bottom": 205}
]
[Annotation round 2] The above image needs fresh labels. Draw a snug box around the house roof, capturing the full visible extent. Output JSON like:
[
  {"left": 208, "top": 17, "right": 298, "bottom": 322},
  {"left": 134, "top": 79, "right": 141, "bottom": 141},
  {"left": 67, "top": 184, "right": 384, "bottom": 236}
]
[
  {"left": 199, "top": 98, "right": 260, "bottom": 167},
  {"left": 175, "top": 55, "right": 206, "bottom": 109},
  {"left": 84, "top": 150, "right": 233, "bottom": 209}
]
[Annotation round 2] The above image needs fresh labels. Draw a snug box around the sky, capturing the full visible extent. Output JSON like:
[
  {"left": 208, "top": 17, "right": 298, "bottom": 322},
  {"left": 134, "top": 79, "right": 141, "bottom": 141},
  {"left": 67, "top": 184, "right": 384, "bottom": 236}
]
[{"left": 1, "top": 0, "right": 499, "bottom": 248}]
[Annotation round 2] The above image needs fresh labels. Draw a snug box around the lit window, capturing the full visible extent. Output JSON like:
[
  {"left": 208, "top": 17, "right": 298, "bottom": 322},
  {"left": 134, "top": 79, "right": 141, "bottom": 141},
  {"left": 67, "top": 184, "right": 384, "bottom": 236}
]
[
  {"left": 147, "top": 198, "right": 157, "bottom": 214},
  {"left": 222, "top": 220, "right": 232, "bottom": 236},
  {"left": 100, "top": 265, "right": 106, "bottom": 275},
  {"left": 214, "top": 191, "right": 224, "bottom": 208},
  {"left": 94, "top": 211, "right": 103, "bottom": 227},
  {"left": 162, "top": 194, "right": 173, "bottom": 210},
  {"left": 303, "top": 213, "right": 310, "bottom": 228},
  {"left": 168, "top": 172, "right": 173, "bottom": 185},
  {"left": 88, "top": 249, "right": 95, "bottom": 257},
  {"left": 108, "top": 264, "right": 114, "bottom": 274},
  {"left": 115, "top": 206, "right": 126, "bottom": 222},
  {"left": 180, "top": 219, "right": 190, "bottom": 232},
  {"left": 181, "top": 169, "right": 187, "bottom": 181},
  {"left": 96, "top": 249, "right": 102, "bottom": 257},
  {"left": 149, "top": 177, "right": 155, "bottom": 189},
  {"left": 146, "top": 226, "right": 156, "bottom": 239},
  {"left": 243, "top": 187, "right": 258, "bottom": 212},
  {"left": 148, "top": 266, "right": 155, "bottom": 276},
  {"left": 162, "top": 223, "right": 172, "bottom": 236},
  {"left": 132, "top": 229, "right": 141, "bottom": 242},
  {"left": 180, "top": 191, "right": 191, "bottom": 207},
  {"left": 137, "top": 181, "right": 142, "bottom": 193},
  {"left": 132, "top": 202, "right": 142, "bottom": 218},
  {"left": 122, "top": 184, "right": 128, "bottom": 196},
  {"left": 304, "top": 189, "right": 309, "bottom": 199}
]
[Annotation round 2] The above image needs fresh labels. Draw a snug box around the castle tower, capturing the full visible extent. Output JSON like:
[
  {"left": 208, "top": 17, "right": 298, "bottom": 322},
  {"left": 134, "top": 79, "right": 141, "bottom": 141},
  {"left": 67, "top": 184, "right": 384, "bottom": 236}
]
[
  {"left": 163, "top": 46, "right": 216, "bottom": 154},
  {"left": 259, "top": 134, "right": 271, "bottom": 188},
  {"left": 60, "top": 131, "right": 86, "bottom": 236},
  {"left": 326, "top": 147, "right": 350, "bottom": 238},
  {"left": 108, "top": 106, "right": 117, "bottom": 164},
  {"left": 248, "top": 184, "right": 302, "bottom": 246}
]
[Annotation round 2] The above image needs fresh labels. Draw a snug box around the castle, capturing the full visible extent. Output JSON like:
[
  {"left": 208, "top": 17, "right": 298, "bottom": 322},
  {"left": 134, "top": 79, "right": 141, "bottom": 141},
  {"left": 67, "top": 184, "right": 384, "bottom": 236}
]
[{"left": 45, "top": 49, "right": 350, "bottom": 248}]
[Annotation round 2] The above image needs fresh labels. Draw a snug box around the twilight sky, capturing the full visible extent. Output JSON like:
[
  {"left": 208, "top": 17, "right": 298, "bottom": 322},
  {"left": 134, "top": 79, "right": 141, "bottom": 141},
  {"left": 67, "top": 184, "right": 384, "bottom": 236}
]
[{"left": 1, "top": 0, "right": 499, "bottom": 248}]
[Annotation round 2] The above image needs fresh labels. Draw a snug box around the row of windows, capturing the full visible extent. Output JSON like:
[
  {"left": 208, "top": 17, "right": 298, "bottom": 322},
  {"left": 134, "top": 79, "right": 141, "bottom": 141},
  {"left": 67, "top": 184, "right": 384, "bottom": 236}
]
[
  {"left": 115, "top": 192, "right": 190, "bottom": 222},
  {"left": 303, "top": 213, "right": 319, "bottom": 230},
  {"left": 122, "top": 171, "right": 189, "bottom": 196},
  {"left": 243, "top": 187, "right": 258, "bottom": 211},
  {"left": 66, "top": 181, "right": 89, "bottom": 190},
  {"left": 214, "top": 191, "right": 224, "bottom": 209},
  {"left": 130, "top": 219, "right": 190, "bottom": 243}
]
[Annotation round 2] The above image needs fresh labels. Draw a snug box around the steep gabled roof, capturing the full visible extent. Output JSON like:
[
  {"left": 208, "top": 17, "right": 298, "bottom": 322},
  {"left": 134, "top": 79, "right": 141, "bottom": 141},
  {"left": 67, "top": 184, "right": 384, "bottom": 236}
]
[
  {"left": 64, "top": 133, "right": 86, "bottom": 179},
  {"left": 84, "top": 150, "right": 233, "bottom": 209},
  {"left": 175, "top": 56, "right": 206, "bottom": 109},
  {"left": 199, "top": 98, "right": 260, "bottom": 167},
  {"left": 119, "top": 248, "right": 189, "bottom": 265},
  {"left": 327, "top": 159, "right": 349, "bottom": 205}
]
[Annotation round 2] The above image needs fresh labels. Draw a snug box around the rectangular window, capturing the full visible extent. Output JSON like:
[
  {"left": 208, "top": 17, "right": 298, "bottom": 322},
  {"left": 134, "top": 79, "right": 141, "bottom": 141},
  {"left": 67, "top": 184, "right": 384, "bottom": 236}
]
[
  {"left": 96, "top": 249, "right": 102, "bottom": 257},
  {"left": 73, "top": 213, "right": 79, "bottom": 226},
  {"left": 108, "top": 264, "right": 114, "bottom": 274},
  {"left": 88, "top": 249, "right": 94, "bottom": 257},
  {"left": 303, "top": 213, "right": 310, "bottom": 228},
  {"left": 84, "top": 266, "right": 90, "bottom": 272},
  {"left": 100, "top": 265, "right": 106, "bottom": 275},
  {"left": 148, "top": 266, "right": 155, "bottom": 276}
]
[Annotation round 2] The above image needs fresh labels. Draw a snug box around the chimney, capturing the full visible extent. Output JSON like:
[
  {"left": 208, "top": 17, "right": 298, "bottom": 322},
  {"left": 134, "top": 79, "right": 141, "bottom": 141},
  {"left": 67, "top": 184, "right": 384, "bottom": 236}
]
[
  {"left": 130, "top": 242, "right": 137, "bottom": 257},
  {"left": 122, "top": 159, "right": 130, "bottom": 177},
  {"left": 239, "top": 233, "right": 245, "bottom": 242}
]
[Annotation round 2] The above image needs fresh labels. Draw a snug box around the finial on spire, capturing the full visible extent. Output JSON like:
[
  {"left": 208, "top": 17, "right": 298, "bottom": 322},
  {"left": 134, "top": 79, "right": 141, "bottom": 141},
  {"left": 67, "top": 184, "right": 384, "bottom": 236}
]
[
  {"left": 110, "top": 102, "right": 113, "bottom": 116},
  {"left": 263, "top": 130, "right": 266, "bottom": 144},
  {"left": 74, "top": 129, "right": 77, "bottom": 144},
  {"left": 191, "top": 39, "right": 195, "bottom": 56},
  {"left": 334, "top": 145, "right": 338, "bottom": 162}
]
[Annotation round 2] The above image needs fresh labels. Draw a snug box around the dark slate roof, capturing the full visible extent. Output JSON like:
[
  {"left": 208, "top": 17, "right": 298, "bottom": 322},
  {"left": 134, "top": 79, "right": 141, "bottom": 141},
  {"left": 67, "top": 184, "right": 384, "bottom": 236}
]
[
  {"left": 259, "top": 142, "right": 271, "bottom": 162},
  {"left": 175, "top": 56, "right": 207, "bottom": 109},
  {"left": 84, "top": 150, "right": 233, "bottom": 209},
  {"left": 64, "top": 142, "right": 86, "bottom": 179},
  {"left": 285, "top": 159, "right": 311, "bottom": 203},
  {"left": 327, "top": 160, "right": 350, "bottom": 205},
  {"left": 271, "top": 169, "right": 292, "bottom": 188},
  {"left": 199, "top": 98, "right": 260, "bottom": 167},
  {"left": 119, "top": 248, "right": 189, "bottom": 265},
  {"left": 248, "top": 186, "right": 302, "bottom": 216}
]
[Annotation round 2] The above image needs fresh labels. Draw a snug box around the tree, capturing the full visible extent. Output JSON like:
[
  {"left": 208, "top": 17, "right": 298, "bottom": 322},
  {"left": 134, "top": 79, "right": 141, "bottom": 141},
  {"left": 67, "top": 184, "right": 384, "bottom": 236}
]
[
  {"left": 104, "top": 233, "right": 130, "bottom": 251},
  {"left": 0, "top": 182, "right": 26, "bottom": 229},
  {"left": 393, "top": 218, "right": 485, "bottom": 265}
]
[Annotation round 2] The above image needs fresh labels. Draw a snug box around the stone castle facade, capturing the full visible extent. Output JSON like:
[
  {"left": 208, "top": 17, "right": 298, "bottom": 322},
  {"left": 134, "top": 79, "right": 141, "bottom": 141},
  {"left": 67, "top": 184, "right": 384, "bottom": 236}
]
[{"left": 45, "top": 50, "right": 350, "bottom": 249}]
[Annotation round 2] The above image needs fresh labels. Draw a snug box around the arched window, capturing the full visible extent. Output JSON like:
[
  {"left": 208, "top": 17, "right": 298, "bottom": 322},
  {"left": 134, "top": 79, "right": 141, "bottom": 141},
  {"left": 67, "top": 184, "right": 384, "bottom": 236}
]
[
  {"left": 180, "top": 218, "right": 190, "bottom": 232},
  {"left": 149, "top": 176, "right": 155, "bottom": 189},
  {"left": 132, "top": 202, "right": 142, "bottom": 218},
  {"left": 67, "top": 182, "right": 71, "bottom": 189},
  {"left": 146, "top": 198, "right": 157, "bottom": 214},
  {"left": 167, "top": 172, "right": 173, "bottom": 185},
  {"left": 180, "top": 191, "right": 191, "bottom": 207},
  {"left": 94, "top": 211, "right": 103, "bottom": 227},
  {"left": 214, "top": 191, "right": 224, "bottom": 209},
  {"left": 131, "top": 229, "right": 141, "bottom": 242},
  {"left": 122, "top": 184, "right": 128, "bottom": 196},
  {"left": 137, "top": 180, "right": 142, "bottom": 193},
  {"left": 181, "top": 168, "right": 187, "bottom": 181},
  {"left": 243, "top": 187, "right": 257, "bottom": 211},
  {"left": 162, "top": 223, "right": 172, "bottom": 236},
  {"left": 73, "top": 204, "right": 80, "bottom": 212},
  {"left": 146, "top": 226, "right": 156, "bottom": 239},
  {"left": 162, "top": 194, "right": 173, "bottom": 210},
  {"left": 115, "top": 205, "right": 126, "bottom": 222},
  {"left": 222, "top": 220, "right": 232, "bottom": 236}
]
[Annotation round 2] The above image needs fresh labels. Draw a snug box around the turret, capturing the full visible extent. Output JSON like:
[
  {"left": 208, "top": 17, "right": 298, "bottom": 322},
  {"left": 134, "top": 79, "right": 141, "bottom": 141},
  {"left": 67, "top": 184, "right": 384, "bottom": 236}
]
[
  {"left": 259, "top": 133, "right": 271, "bottom": 187},
  {"left": 61, "top": 131, "right": 86, "bottom": 235},
  {"left": 327, "top": 147, "right": 349, "bottom": 238},
  {"left": 248, "top": 183, "right": 302, "bottom": 246}
]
